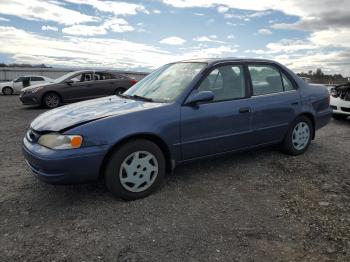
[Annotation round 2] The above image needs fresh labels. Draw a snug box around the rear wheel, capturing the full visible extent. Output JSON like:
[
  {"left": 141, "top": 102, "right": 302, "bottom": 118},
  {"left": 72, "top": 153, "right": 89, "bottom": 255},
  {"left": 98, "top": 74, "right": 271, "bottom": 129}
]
[
  {"left": 332, "top": 114, "right": 348, "bottom": 120},
  {"left": 114, "top": 88, "right": 126, "bottom": 95},
  {"left": 43, "top": 92, "right": 61, "bottom": 108},
  {"left": 105, "top": 139, "right": 165, "bottom": 200},
  {"left": 2, "top": 87, "right": 13, "bottom": 95},
  {"left": 281, "top": 116, "right": 313, "bottom": 155}
]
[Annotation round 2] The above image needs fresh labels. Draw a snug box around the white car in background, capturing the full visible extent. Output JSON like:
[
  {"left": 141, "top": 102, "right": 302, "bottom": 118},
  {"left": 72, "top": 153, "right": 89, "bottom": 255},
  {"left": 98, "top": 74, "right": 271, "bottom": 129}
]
[
  {"left": 0, "top": 75, "right": 53, "bottom": 95},
  {"left": 329, "top": 83, "right": 350, "bottom": 120}
]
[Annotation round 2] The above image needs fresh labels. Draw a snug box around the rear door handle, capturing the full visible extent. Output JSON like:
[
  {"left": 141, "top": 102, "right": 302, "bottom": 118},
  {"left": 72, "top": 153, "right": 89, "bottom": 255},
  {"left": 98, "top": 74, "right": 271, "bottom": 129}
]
[
  {"left": 291, "top": 101, "right": 299, "bottom": 105},
  {"left": 239, "top": 107, "right": 251, "bottom": 114}
]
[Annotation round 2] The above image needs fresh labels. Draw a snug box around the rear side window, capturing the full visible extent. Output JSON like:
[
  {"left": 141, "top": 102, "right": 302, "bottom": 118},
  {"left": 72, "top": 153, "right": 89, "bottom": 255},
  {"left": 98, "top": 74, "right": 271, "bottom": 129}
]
[
  {"left": 248, "top": 65, "right": 283, "bottom": 96},
  {"left": 31, "top": 76, "right": 44, "bottom": 81},
  {"left": 95, "top": 72, "right": 118, "bottom": 80},
  {"left": 282, "top": 73, "right": 294, "bottom": 91}
]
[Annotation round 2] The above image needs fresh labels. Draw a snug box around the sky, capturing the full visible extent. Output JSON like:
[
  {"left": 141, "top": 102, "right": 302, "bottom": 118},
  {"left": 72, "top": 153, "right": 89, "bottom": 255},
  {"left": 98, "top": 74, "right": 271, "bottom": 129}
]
[{"left": 0, "top": 0, "right": 349, "bottom": 75}]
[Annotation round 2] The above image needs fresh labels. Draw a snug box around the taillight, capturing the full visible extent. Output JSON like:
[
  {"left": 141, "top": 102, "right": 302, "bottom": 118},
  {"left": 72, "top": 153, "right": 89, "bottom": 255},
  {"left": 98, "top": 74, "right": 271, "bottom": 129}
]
[{"left": 130, "top": 79, "right": 137, "bottom": 85}]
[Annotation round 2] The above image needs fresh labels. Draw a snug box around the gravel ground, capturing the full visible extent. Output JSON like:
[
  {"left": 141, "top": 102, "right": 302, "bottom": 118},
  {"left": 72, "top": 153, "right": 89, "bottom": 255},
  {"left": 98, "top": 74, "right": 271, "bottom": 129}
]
[{"left": 0, "top": 95, "right": 349, "bottom": 262}]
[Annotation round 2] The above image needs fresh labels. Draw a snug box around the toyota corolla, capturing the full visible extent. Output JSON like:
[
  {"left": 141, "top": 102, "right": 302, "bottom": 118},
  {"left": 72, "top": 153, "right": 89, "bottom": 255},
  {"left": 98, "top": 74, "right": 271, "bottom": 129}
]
[{"left": 22, "top": 58, "right": 332, "bottom": 200}]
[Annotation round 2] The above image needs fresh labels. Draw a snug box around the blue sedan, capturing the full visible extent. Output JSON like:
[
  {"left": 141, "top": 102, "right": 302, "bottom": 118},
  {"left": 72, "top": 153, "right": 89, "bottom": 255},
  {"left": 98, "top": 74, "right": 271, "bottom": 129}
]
[{"left": 23, "top": 58, "right": 332, "bottom": 200}]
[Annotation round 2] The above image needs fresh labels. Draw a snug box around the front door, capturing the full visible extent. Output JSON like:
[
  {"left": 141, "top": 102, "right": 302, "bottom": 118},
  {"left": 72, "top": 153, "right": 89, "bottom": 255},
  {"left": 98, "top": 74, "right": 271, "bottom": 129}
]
[
  {"left": 60, "top": 72, "right": 95, "bottom": 102},
  {"left": 180, "top": 64, "right": 253, "bottom": 160}
]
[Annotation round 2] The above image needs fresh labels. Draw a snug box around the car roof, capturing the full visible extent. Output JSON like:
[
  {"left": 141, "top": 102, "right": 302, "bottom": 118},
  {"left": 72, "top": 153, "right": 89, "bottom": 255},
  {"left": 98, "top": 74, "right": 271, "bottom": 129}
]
[
  {"left": 177, "top": 57, "right": 278, "bottom": 65},
  {"left": 68, "top": 70, "right": 124, "bottom": 75},
  {"left": 21, "top": 75, "right": 49, "bottom": 78}
]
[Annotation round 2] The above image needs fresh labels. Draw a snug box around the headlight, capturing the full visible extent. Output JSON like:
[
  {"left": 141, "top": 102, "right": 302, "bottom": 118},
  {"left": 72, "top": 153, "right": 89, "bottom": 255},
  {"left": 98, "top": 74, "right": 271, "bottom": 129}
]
[
  {"left": 38, "top": 133, "right": 83, "bottom": 150},
  {"left": 30, "top": 86, "right": 44, "bottom": 93}
]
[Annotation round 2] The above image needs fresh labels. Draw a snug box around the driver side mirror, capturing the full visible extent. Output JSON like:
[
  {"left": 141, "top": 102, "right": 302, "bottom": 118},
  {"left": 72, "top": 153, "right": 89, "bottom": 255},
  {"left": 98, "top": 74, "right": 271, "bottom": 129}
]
[
  {"left": 65, "top": 80, "right": 74, "bottom": 85},
  {"left": 184, "top": 91, "right": 214, "bottom": 106}
]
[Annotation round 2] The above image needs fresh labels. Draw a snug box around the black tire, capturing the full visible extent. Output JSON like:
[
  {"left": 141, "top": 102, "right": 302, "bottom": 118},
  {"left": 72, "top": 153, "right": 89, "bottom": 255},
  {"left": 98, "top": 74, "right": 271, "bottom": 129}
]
[
  {"left": 115, "top": 88, "right": 126, "bottom": 95},
  {"left": 105, "top": 139, "right": 165, "bottom": 200},
  {"left": 2, "top": 86, "right": 13, "bottom": 95},
  {"left": 42, "top": 92, "right": 61, "bottom": 108},
  {"left": 281, "top": 116, "right": 313, "bottom": 156},
  {"left": 332, "top": 114, "right": 348, "bottom": 120}
]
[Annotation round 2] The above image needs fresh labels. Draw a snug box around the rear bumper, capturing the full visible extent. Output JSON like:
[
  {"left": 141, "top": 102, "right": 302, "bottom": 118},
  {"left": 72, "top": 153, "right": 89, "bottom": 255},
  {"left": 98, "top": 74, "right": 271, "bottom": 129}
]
[
  {"left": 22, "top": 137, "right": 109, "bottom": 184},
  {"left": 315, "top": 108, "right": 332, "bottom": 130}
]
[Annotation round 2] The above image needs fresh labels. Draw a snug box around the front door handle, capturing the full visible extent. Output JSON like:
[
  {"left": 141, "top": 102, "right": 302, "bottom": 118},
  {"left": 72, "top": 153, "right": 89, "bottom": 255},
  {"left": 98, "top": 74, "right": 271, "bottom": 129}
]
[
  {"left": 291, "top": 101, "right": 299, "bottom": 105},
  {"left": 239, "top": 107, "right": 251, "bottom": 114}
]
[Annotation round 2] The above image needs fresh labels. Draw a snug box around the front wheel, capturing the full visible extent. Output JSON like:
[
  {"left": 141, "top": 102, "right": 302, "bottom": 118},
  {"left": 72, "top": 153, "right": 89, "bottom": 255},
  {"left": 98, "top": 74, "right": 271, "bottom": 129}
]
[
  {"left": 105, "top": 139, "right": 165, "bottom": 200},
  {"left": 281, "top": 116, "right": 313, "bottom": 155},
  {"left": 114, "top": 88, "right": 126, "bottom": 95},
  {"left": 42, "top": 92, "right": 61, "bottom": 108}
]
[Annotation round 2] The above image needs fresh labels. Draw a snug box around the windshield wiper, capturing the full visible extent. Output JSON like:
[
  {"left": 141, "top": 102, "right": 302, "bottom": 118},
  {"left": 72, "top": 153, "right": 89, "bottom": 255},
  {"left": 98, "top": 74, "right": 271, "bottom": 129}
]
[
  {"left": 130, "top": 95, "right": 154, "bottom": 102},
  {"left": 118, "top": 93, "right": 153, "bottom": 102}
]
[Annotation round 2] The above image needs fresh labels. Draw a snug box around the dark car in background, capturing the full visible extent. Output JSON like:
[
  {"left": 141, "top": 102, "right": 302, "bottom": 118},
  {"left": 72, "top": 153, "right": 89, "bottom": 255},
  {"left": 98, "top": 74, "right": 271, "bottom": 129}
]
[
  {"left": 19, "top": 70, "right": 137, "bottom": 108},
  {"left": 22, "top": 58, "right": 332, "bottom": 200}
]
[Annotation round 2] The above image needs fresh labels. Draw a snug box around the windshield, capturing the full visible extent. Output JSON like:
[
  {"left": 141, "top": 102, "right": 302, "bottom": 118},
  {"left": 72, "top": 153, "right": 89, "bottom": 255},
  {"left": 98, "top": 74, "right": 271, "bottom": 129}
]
[
  {"left": 124, "top": 62, "right": 207, "bottom": 102},
  {"left": 54, "top": 71, "right": 80, "bottom": 83}
]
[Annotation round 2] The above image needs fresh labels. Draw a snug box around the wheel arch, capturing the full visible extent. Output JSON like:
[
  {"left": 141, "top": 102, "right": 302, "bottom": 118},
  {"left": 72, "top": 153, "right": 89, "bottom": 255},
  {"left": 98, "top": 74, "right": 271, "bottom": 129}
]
[
  {"left": 2, "top": 86, "right": 13, "bottom": 94},
  {"left": 99, "top": 133, "right": 173, "bottom": 178},
  {"left": 296, "top": 112, "right": 316, "bottom": 139},
  {"left": 41, "top": 91, "right": 63, "bottom": 106}
]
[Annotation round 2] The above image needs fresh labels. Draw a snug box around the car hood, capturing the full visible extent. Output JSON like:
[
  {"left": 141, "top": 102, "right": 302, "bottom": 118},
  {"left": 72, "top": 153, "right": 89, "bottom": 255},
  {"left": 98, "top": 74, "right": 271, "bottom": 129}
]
[
  {"left": 31, "top": 96, "right": 165, "bottom": 132},
  {"left": 21, "top": 82, "right": 54, "bottom": 91}
]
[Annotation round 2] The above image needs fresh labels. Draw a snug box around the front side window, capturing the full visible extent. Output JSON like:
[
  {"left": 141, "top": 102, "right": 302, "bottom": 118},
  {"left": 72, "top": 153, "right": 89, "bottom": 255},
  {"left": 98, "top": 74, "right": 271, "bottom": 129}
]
[
  {"left": 124, "top": 62, "right": 206, "bottom": 102},
  {"left": 69, "top": 73, "right": 93, "bottom": 83},
  {"left": 248, "top": 65, "right": 283, "bottom": 96},
  {"left": 197, "top": 65, "right": 245, "bottom": 101}
]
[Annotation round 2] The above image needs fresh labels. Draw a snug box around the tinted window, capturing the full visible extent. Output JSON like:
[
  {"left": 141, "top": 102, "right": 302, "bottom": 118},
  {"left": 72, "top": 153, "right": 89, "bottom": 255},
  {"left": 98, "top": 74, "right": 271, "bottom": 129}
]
[
  {"left": 282, "top": 73, "right": 294, "bottom": 91},
  {"left": 31, "top": 76, "right": 44, "bottom": 81},
  {"left": 70, "top": 73, "right": 93, "bottom": 82},
  {"left": 14, "top": 77, "right": 24, "bottom": 83},
  {"left": 248, "top": 65, "right": 283, "bottom": 95},
  {"left": 198, "top": 65, "right": 245, "bottom": 101},
  {"left": 95, "top": 72, "right": 116, "bottom": 81}
]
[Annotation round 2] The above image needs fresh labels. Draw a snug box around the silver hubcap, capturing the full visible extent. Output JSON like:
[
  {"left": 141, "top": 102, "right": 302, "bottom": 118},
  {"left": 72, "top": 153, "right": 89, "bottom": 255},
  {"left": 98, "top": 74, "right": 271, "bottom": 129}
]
[
  {"left": 292, "top": 122, "right": 310, "bottom": 150},
  {"left": 46, "top": 94, "right": 59, "bottom": 108},
  {"left": 119, "top": 151, "right": 158, "bottom": 193}
]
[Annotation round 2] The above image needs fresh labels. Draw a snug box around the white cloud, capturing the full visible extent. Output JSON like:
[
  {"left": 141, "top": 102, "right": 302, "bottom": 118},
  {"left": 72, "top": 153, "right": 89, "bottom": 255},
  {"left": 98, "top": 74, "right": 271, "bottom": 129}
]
[
  {"left": 217, "top": 6, "right": 229, "bottom": 13},
  {"left": 193, "top": 36, "right": 225, "bottom": 44},
  {"left": 0, "top": 17, "right": 9, "bottom": 22},
  {"left": 227, "top": 34, "right": 235, "bottom": 39},
  {"left": 0, "top": 0, "right": 97, "bottom": 25},
  {"left": 0, "top": 26, "right": 241, "bottom": 70},
  {"left": 153, "top": 9, "right": 161, "bottom": 14},
  {"left": 41, "top": 25, "right": 58, "bottom": 32},
  {"left": 62, "top": 18, "right": 134, "bottom": 36},
  {"left": 160, "top": 36, "right": 186, "bottom": 45},
  {"left": 64, "top": 0, "right": 149, "bottom": 16},
  {"left": 258, "top": 28, "right": 272, "bottom": 35}
]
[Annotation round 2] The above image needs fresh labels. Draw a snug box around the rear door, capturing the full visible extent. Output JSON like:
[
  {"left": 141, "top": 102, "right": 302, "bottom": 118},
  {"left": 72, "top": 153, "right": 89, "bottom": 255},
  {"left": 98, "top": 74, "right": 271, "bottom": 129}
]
[
  {"left": 180, "top": 63, "right": 253, "bottom": 160},
  {"left": 247, "top": 63, "right": 301, "bottom": 145},
  {"left": 93, "top": 72, "right": 132, "bottom": 96}
]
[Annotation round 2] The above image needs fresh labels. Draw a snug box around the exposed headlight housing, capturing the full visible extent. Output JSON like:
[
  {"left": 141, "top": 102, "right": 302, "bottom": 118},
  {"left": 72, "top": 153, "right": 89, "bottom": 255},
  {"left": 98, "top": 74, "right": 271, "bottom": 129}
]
[{"left": 38, "top": 133, "right": 83, "bottom": 150}]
